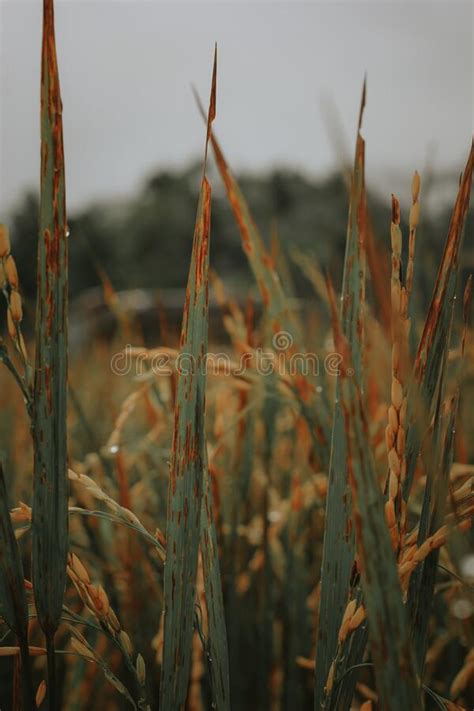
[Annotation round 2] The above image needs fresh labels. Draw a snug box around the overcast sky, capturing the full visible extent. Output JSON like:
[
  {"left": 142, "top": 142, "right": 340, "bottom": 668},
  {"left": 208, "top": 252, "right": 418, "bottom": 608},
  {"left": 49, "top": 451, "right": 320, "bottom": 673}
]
[{"left": 0, "top": 0, "right": 472, "bottom": 214}]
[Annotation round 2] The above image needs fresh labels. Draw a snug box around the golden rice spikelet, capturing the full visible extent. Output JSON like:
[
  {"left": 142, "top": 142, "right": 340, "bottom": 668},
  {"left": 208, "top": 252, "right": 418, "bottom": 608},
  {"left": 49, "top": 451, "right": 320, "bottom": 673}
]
[
  {"left": 396, "top": 427, "right": 405, "bottom": 455},
  {"left": 388, "top": 448, "right": 401, "bottom": 476},
  {"left": 348, "top": 604, "right": 366, "bottom": 631},
  {"left": 9, "top": 290, "right": 23, "bottom": 323},
  {"left": 409, "top": 201, "right": 420, "bottom": 230},
  {"left": 388, "top": 405, "right": 398, "bottom": 431},
  {"left": 391, "top": 281, "right": 401, "bottom": 315},
  {"left": 35, "top": 680, "right": 47, "bottom": 707},
  {"left": 411, "top": 170, "right": 421, "bottom": 201},
  {"left": 406, "top": 171, "right": 420, "bottom": 297},
  {"left": 432, "top": 524, "right": 448, "bottom": 547},
  {"left": 68, "top": 552, "right": 91, "bottom": 585},
  {"left": 119, "top": 630, "right": 133, "bottom": 655},
  {"left": 106, "top": 607, "right": 121, "bottom": 634},
  {"left": 391, "top": 341, "right": 400, "bottom": 372},
  {"left": 10, "top": 501, "right": 32, "bottom": 523},
  {"left": 390, "top": 222, "right": 402, "bottom": 255},
  {"left": 385, "top": 424, "right": 395, "bottom": 451},
  {"left": 7, "top": 309, "right": 16, "bottom": 340},
  {"left": 385, "top": 499, "right": 396, "bottom": 528},
  {"left": 89, "top": 583, "right": 110, "bottom": 617},
  {"left": 70, "top": 637, "right": 95, "bottom": 661},
  {"left": 325, "top": 661, "right": 335, "bottom": 694},
  {"left": 398, "top": 559, "right": 414, "bottom": 581},
  {"left": 338, "top": 598, "right": 357, "bottom": 642},
  {"left": 391, "top": 377, "right": 404, "bottom": 409},
  {"left": 0, "top": 224, "right": 11, "bottom": 258},
  {"left": 4, "top": 255, "right": 18, "bottom": 288},
  {"left": 136, "top": 653, "right": 146, "bottom": 685}
]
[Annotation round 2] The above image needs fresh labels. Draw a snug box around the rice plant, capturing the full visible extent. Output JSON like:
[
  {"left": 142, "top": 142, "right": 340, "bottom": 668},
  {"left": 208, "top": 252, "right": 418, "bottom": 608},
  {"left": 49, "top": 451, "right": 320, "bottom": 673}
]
[{"left": 0, "top": 1, "right": 473, "bottom": 710}]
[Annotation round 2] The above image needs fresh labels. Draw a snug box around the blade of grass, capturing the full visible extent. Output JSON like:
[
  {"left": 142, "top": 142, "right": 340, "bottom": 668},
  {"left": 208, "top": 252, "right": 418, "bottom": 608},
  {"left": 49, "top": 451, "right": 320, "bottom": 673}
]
[
  {"left": 326, "top": 278, "right": 422, "bottom": 710},
  {"left": 159, "top": 48, "right": 222, "bottom": 711},
  {"left": 408, "top": 275, "right": 472, "bottom": 670},
  {"left": 314, "top": 80, "right": 367, "bottom": 709},
  {"left": 408, "top": 395, "right": 457, "bottom": 672},
  {"left": 32, "top": 0, "right": 69, "bottom": 707},
  {"left": 403, "top": 142, "right": 473, "bottom": 501},
  {"left": 194, "top": 90, "right": 331, "bottom": 468}
]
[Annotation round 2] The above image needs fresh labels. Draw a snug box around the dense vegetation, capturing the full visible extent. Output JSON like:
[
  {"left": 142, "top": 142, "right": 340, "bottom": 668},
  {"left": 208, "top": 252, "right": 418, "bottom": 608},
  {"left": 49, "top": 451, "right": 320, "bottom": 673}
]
[{"left": 7, "top": 164, "right": 471, "bottom": 309}]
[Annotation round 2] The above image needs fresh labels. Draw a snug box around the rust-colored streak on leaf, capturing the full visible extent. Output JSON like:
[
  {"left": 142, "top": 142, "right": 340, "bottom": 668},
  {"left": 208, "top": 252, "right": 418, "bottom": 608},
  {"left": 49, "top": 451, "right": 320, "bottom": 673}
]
[
  {"left": 44, "top": 229, "right": 58, "bottom": 277},
  {"left": 415, "top": 142, "right": 473, "bottom": 378},
  {"left": 357, "top": 75, "right": 367, "bottom": 133},
  {"left": 207, "top": 45, "right": 217, "bottom": 136},
  {"left": 326, "top": 274, "right": 351, "bottom": 376},
  {"left": 461, "top": 274, "right": 472, "bottom": 356},
  {"left": 195, "top": 178, "right": 211, "bottom": 294}
]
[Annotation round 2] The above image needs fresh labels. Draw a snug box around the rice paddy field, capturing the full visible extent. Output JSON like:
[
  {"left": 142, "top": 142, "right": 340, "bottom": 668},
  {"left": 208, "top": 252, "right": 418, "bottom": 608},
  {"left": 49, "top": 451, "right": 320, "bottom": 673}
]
[{"left": 0, "top": 1, "right": 473, "bottom": 710}]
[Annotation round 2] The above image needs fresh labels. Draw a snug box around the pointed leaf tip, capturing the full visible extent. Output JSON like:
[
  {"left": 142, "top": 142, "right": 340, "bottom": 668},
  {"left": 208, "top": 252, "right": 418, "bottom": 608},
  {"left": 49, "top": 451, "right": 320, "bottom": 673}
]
[
  {"left": 208, "top": 46, "right": 217, "bottom": 129},
  {"left": 357, "top": 75, "right": 367, "bottom": 132}
]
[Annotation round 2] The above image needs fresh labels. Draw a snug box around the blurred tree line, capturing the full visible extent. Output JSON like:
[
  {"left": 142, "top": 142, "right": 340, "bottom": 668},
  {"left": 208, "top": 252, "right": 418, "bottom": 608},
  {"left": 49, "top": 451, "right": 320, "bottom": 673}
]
[{"left": 5, "top": 163, "right": 471, "bottom": 312}]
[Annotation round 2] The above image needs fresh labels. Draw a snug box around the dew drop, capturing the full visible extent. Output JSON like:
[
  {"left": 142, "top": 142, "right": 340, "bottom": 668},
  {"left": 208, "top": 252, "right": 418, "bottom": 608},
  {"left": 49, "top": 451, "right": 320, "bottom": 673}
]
[
  {"left": 450, "top": 598, "right": 473, "bottom": 620},
  {"left": 460, "top": 553, "right": 474, "bottom": 579},
  {"left": 268, "top": 510, "right": 282, "bottom": 523}
]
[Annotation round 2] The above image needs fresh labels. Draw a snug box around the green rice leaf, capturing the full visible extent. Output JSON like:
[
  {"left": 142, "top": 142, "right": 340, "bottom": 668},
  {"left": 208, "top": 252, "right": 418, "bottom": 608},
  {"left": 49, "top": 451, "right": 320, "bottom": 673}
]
[
  {"left": 408, "top": 395, "right": 458, "bottom": 671},
  {"left": 314, "top": 82, "right": 367, "bottom": 709},
  {"left": 403, "top": 143, "right": 473, "bottom": 500},
  {"left": 31, "top": 0, "right": 69, "bottom": 705},
  {"left": 327, "top": 279, "right": 422, "bottom": 710},
  {"left": 160, "top": 49, "right": 220, "bottom": 711}
]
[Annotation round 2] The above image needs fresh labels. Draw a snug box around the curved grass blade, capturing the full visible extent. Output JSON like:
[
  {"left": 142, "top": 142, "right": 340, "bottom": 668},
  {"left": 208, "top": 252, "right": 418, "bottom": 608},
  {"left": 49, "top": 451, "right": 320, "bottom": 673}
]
[
  {"left": 408, "top": 273, "right": 472, "bottom": 669},
  {"left": 327, "top": 281, "right": 422, "bottom": 711},
  {"left": 194, "top": 91, "right": 331, "bottom": 467},
  {"left": 159, "top": 49, "right": 221, "bottom": 711},
  {"left": 403, "top": 142, "right": 473, "bottom": 501},
  {"left": 314, "top": 81, "right": 367, "bottom": 709},
  {"left": 0, "top": 463, "right": 35, "bottom": 709},
  {"left": 32, "top": 0, "right": 69, "bottom": 706}
]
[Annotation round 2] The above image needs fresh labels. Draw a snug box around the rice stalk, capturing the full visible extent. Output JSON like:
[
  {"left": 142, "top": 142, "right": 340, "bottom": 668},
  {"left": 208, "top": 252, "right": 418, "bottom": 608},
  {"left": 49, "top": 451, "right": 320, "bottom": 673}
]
[{"left": 0, "top": 463, "right": 35, "bottom": 709}]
